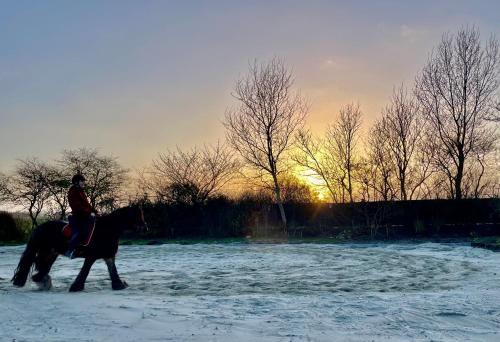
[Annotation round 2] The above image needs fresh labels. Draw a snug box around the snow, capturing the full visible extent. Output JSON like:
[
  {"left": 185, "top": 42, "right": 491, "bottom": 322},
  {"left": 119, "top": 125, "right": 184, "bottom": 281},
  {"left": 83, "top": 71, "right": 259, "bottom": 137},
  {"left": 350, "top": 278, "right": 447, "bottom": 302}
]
[{"left": 1, "top": 242, "right": 500, "bottom": 341}]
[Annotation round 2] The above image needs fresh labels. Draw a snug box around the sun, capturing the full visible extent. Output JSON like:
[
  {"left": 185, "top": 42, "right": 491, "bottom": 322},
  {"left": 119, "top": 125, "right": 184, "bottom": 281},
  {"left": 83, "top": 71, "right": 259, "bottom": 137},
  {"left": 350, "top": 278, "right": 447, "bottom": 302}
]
[{"left": 296, "top": 172, "right": 330, "bottom": 202}]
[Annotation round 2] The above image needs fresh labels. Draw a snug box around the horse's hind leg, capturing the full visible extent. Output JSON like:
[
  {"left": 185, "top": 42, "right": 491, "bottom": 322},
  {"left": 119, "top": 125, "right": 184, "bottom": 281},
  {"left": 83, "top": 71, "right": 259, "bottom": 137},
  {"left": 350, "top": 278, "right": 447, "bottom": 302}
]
[
  {"left": 32, "top": 250, "right": 58, "bottom": 290},
  {"left": 105, "top": 258, "right": 128, "bottom": 290}
]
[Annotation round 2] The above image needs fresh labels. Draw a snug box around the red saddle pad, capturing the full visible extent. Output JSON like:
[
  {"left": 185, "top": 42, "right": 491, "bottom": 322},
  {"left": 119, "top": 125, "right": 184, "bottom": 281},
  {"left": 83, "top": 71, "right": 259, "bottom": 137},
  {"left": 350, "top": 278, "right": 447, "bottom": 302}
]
[{"left": 62, "top": 222, "right": 96, "bottom": 247}]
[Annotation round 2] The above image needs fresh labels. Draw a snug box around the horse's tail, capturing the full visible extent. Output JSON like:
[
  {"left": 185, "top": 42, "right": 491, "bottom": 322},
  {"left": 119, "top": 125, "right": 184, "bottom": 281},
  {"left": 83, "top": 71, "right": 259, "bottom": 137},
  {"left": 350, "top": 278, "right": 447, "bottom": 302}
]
[{"left": 12, "top": 233, "right": 39, "bottom": 287}]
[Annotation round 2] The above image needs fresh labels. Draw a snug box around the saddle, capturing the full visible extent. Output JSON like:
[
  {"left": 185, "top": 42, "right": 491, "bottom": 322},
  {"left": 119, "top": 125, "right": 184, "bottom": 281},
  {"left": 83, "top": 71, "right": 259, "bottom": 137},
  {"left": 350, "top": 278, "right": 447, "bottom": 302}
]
[{"left": 62, "top": 215, "right": 96, "bottom": 247}]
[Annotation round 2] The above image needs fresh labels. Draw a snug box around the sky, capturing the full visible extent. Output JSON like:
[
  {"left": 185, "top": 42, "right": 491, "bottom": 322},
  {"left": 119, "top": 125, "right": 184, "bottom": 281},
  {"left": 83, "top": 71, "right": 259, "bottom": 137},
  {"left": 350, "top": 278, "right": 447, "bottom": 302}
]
[{"left": 1, "top": 0, "right": 499, "bottom": 173}]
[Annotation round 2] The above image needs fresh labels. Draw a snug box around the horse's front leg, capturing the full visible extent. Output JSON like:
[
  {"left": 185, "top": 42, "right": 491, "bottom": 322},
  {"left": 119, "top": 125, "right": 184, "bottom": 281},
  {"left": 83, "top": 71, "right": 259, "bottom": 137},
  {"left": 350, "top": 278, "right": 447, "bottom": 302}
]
[
  {"left": 69, "top": 257, "right": 96, "bottom": 292},
  {"left": 105, "top": 257, "right": 128, "bottom": 290}
]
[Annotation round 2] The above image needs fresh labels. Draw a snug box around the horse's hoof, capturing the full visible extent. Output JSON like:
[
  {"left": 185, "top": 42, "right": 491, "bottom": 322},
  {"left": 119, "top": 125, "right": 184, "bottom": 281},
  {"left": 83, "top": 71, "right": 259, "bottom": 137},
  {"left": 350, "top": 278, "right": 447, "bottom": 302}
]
[
  {"left": 35, "top": 275, "right": 53, "bottom": 291},
  {"left": 12, "top": 279, "right": 25, "bottom": 287},
  {"left": 112, "top": 280, "right": 128, "bottom": 291},
  {"left": 32, "top": 273, "right": 44, "bottom": 282},
  {"left": 69, "top": 283, "right": 84, "bottom": 292}
]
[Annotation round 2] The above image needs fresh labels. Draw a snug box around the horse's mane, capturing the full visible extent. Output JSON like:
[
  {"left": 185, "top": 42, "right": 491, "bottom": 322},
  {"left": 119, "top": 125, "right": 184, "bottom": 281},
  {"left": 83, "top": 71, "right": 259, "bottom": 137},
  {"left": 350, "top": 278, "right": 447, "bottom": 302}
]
[
  {"left": 103, "top": 206, "right": 131, "bottom": 219},
  {"left": 98, "top": 206, "right": 131, "bottom": 220},
  {"left": 98, "top": 205, "right": 139, "bottom": 225}
]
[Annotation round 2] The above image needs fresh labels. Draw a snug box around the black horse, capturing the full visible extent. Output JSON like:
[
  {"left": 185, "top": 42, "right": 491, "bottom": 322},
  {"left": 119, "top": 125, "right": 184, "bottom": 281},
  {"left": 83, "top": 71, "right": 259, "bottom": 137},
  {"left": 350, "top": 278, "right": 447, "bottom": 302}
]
[{"left": 12, "top": 205, "right": 147, "bottom": 292}]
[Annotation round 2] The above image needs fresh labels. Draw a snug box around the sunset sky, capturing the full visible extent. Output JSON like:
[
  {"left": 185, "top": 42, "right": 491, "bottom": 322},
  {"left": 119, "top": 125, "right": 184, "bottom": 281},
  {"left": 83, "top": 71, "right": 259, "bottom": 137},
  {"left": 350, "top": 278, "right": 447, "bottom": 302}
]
[{"left": 1, "top": 0, "right": 499, "bottom": 173}]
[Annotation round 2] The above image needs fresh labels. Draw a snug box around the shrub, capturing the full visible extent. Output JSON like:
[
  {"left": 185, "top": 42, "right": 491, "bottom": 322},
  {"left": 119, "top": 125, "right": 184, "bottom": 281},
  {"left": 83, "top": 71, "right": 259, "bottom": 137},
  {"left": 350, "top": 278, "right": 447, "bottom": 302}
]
[{"left": 0, "top": 211, "right": 26, "bottom": 242}]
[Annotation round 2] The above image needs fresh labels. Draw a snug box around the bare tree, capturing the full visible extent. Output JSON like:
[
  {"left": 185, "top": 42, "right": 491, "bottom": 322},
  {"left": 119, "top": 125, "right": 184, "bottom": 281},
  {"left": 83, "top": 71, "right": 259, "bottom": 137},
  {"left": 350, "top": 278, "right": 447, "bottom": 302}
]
[
  {"left": 294, "top": 104, "right": 362, "bottom": 203},
  {"left": 60, "top": 148, "right": 128, "bottom": 212},
  {"left": 461, "top": 136, "right": 496, "bottom": 198},
  {"left": 326, "top": 103, "right": 362, "bottom": 203},
  {"left": 294, "top": 129, "right": 340, "bottom": 202},
  {"left": 148, "top": 142, "right": 239, "bottom": 205},
  {"left": 133, "top": 167, "right": 153, "bottom": 202},
  {"left": 0, "top": 172, "right": 8, "bottom": 203},
  {"left": 407, "top": 133, "right": 436, "bottom": 199},
  {"left": 382, "top": 85, "right": 427, "bottom": 200},
  {"left": 224, "top": 58, "right": 308, "bottom": 228},
  {"left": 6, "top": 159, "right": 50, "bottom": 228},
  {"left": 486, "top": 100, "right": 500, "bottom": 121},
  {"left": 365, "top": 119, "right": 396, "bottom": 201},
  {"left": 41, "top": 164, "right": 71, "bottom": 219},
  {"left": 415, "top": 27, "right": 500, "bottom": 199}
]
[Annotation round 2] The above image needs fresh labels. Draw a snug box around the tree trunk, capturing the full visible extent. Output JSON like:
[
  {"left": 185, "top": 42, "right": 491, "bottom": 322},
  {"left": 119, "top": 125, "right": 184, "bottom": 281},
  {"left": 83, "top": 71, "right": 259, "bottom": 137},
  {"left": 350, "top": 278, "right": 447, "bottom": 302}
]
[
  {"left": 454, "top": 176, "right": 462, "bottom": 199},
  {"left": 28, "top": 208, "right": 37, "bottom": 229},
  {"left": 347, "top": 170, "right": 353, "bottom": 203},
  {"left": 400, "top": 172, "right": 407, "bottom": 201},
  {"left": 455, "top": 155, "right": 465, "bottom": 200},
  {"left": 272, "top": 174, "right": 287, "bottom": 231}
]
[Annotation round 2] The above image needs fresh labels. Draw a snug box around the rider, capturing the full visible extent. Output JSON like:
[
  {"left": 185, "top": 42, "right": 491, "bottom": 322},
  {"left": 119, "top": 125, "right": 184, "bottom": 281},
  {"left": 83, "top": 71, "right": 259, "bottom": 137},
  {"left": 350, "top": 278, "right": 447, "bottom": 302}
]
[{"left": 65, "top": 174, "right": 96, "bottom": 258}]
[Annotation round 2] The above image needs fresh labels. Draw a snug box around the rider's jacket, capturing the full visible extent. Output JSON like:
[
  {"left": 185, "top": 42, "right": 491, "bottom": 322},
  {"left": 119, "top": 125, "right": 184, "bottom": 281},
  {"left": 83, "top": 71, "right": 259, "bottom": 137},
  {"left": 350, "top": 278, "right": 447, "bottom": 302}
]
[{"left": 68, "top": 185, "right": 93, "bottom": 216}]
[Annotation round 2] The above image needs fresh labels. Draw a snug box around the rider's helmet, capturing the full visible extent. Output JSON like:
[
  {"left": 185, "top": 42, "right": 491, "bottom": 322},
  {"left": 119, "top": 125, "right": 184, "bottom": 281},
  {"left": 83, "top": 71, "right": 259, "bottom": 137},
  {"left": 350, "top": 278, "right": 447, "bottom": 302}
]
[{"left": 71, "top": 174, "right": 86, "bottom": 185}]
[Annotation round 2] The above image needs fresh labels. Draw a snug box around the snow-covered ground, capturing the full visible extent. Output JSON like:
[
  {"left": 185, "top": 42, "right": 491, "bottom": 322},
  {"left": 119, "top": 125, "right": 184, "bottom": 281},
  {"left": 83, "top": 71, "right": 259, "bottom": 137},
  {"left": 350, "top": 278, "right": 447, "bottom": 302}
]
[{"left": 1, "top": 242, "right": 500, "bottom": 341}]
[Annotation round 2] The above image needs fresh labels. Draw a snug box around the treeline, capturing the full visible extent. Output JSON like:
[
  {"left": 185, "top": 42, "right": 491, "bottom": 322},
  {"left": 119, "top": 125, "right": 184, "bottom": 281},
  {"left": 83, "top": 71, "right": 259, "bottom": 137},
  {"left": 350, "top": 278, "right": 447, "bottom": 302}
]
[
  {"left": 1, "top": 26, "right": 500, "bottom": 236},
  {"left": 137, "top": 197, "right": 500, "bottom": 240},
  {"left": 2, "top": 196, "right": 499, "bottom": 242}
]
